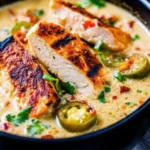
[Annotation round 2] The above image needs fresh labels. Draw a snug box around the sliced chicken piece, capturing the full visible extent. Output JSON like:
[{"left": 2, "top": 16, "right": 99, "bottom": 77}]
[
  {"left": 50, "top": 0, "right": 131, "bottom": 52},
  {"left": 27, "top": 21, "right": 106, "bottom": 98},
  {"left": 0, "top": 36, "right": 59, "bottom": 117}
]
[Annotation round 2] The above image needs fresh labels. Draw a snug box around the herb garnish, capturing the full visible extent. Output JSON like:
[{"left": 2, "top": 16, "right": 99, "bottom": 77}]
[
  {"left": 125, "top": 102, "right": 137, "bottom": 107},
  {"left": 27, "top": 120, "right": 48, "bottom": 137},
  {"left": 6, "top": 106, "right": 32, "bottom": 126},
  {"left": 105, "top": 87, "right": 111, "bottom": 93},
  {"left": 34, "top": 9, "right": 44, "bottom": 17},
  {"left": 137, "top": 89, "right": 142, "bottom": 93},
  {"left": 61, "top": 82, "right": 76, "bottom": 94},
  {"left": 132, "top": 34, "right": 140, "bottom": 41},
  {"left": 113, "top": 71, "right": 126, "bottom": 82},
  {"left": 98, "top": 91, "right": 106, "bottom": 103},
  {"left": 94, "top": 41, "right": 105, "bottom": 51},
  {"left": 43, "top": 74, "right": 76, "bottom": 96},
  {"left": 43, "top": 74, "right": 64, "bottom": 96},
  {"left": 77, "top": 0, "right": 105, "bottom": 8}
]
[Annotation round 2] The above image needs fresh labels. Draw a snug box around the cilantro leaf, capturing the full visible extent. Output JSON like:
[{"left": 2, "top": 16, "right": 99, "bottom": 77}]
[
  {"left": 78, "top": 0, "right": 105, "bottom": 8},
  {"left": 43, "top": 74, "right": 58, "bottom": 82},
  {"left": 132, "top": 34, "right": 140, "bottom": 41},
  {"left": 89, "top": 0, "right": 106, "bottom": 8},
  {"left": 6, "top": 106, "right": 32, "bottom": 126},
  {"left": 94, "top": 41, "right": 105, "bottom": 51},
  {"left": 125, "top": 102, "right": 137, "bottom": 107},
  {"left": 137, "top": 89, "right": 142, "bottom": 93},
  {"left": 55, "top": 81, "right": 65, "bottom": 96},
  {"left": 105, "top": 87, "right": 111, "bottom": 93},
  {"left": 34, "top": 9, "right": 44, "bottom": 17},
  {"left": 27, "top": 120, "right": 48, "bottom": 137},
  {"left": 98, "top": 91, "right": 106, "bottom": 103},
  {"left": 43, "top": 74, "right": 76, "bottom": 95},
  {"left": 113, "top": 71, "right": 126, "bottom": 82},
  {"left": 43, "top": 74, "right": 64, "bottom": 96},
  {"left": 61, "top": 82, "right": 76, "bottom": 94}
]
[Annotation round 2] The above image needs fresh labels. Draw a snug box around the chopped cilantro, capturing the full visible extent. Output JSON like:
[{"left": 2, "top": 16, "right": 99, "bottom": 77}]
[
  {"left": 34, "top": 9, "right": 44, "bottom": 17},
  {"left": 89, "top": 0, "right": 106, "bottom": 8},
  {"left": 6, "top": 106, "right": 32, "bottom": 126},
  {"left": 27, "top": 120, "right": 48, "bottom": 137},
  {"left": 132, "top": 34, "right": 140, "bottom": 41},
  {"left": 137, "top": 89, "right": 142, "bottom": 93},
  {"left": 94, "top": 41, "right": 105, "bottom": 51},
  {"left": 78, "top": 0, "right": 105, "bottom": 8},
  {"left": 98, "top": 91, "right": 106, "bottom": 103},
  {"left": 76, "top": 3, "right": 83, "bottom": 8},
  {"left": 125, "top": 102, "right": 137, "bottom": 106},
  {"left": 43, "top": 74, "right": 64, "bottom": 96},
  {"left": 113, "top": 71, "right": 126, "bottom": 82},
  {"left": 61, "top": 82, "right": 76, "bottom": 95},
  {"left": 43, "top": 74, "right": 58, "bottom": 82},
  {"left": 105, "top": 87, "right": 111, "bottom": 93},
  {"left": 43, "top": 74, "right": 76, "bottom": 96}
]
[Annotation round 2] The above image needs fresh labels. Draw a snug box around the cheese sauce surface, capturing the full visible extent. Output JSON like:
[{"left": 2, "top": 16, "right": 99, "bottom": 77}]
[{"left": 0, "top": 0, "right": 150, "bottom": 138}]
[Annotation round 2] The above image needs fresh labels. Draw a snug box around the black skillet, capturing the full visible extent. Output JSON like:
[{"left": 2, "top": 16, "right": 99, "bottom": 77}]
[{"left": 0, "top": 0, "right": 150, "bottom": 150}]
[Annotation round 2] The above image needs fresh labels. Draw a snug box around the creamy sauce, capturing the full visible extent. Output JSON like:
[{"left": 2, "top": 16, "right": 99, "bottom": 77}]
[{"left": 0, "top": 0, "right": 150, "bottom": 138}]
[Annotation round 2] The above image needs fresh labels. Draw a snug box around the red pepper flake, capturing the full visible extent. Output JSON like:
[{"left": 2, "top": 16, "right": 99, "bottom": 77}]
[
  {"left": 8, "top": 9, "right": 16, "bottom": 16},
  {"left": 127, "top": 20, "right": 135, "bottom": 28},
  {"left": 135, "top": 47, "right": 141, "bottom": 51},
  {"left": 120, "top": 86, "right": 130, "bottom": 93},
  {"left": 80, "top": 100, "right": 87, "bottom": 104},
  {"left": 41, "top": 134, "right": 54, "bottom": 139},
  {"left": 147, "top": 53, "right": 150, "bottom": 57},
  {"left": 89, "top": 107, "right": 96, "bottom": 116},
  {"left": 1, "top": 123, "right": 9, "bottom": 130},
  {"left": 112, "top": 96, "right": 118, "bottom": 100},
  {"left": 82, "top": 20, "right": 96, "bottom": 30},
  {"left": 98, "top": 15, "right": 105, "bottom": 20},
  {"left": 71, "top": 95, "right": 75, "bottom": 100}
]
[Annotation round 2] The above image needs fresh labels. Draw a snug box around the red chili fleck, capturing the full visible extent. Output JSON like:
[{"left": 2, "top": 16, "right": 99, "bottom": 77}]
[
  {"left": 1, "top": 123, "right": 9, "bottom": 130},
  {"left": 89, "top": 107, "right": 96, "bottom": 116},
  {"left": 135, "top": 47, "right": 141, "bottom": 51},
  {"left": 8, "top": 9, "right": 16, "bottom": 16},
  {"left": 120, "top": 86, "right": 130, "bottom": 93},
  {"left": 127, "top": 20, "right": 135, "bottom": 28},
  {"left": 41, "top": 135, "right": 54, "bottom": 139},
  {"left": 98, "top": 15, "right": 105, "bottom": 20},
  {"left": 80, "top": 100, "right": 87, "bottom": 104},
  {"left": 71, "top": 95, "right": 75, "bottom": 100},
  {"left": 82, "top": 20, "right": 96, "bottom": 30},
  {"left": 112, "top": 96, "right": 118, "bottom": 100},
  {"left": 147, "top": 53, "right": 150, "bottom": 57}
]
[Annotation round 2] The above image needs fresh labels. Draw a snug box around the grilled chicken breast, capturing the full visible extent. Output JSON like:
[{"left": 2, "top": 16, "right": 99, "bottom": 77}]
[
  {"left": 50, "top": 0, "right": 131, "bottom": 52},
  {"left": 27, "top": 21, "right": 106, "bottom": 98},
  {"left": 0, "top": 36, "right": 58, "bottom": 117}
]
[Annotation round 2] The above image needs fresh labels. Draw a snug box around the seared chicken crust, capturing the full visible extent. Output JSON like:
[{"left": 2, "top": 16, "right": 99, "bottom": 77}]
[
  {"left": 0, "top": 36, "right": 58, "bottom": 117},
  {"left": 50, "top": 0, "right": 131, "bottom": 52},
  {"left": 27, "top": 21, "right": 106, "bottom": 98}
]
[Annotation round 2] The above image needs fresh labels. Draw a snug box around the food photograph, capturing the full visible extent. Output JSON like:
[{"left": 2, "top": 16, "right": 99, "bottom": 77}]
[{"left": 0, "top": 0, "right": 149, "bottom": 149}]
